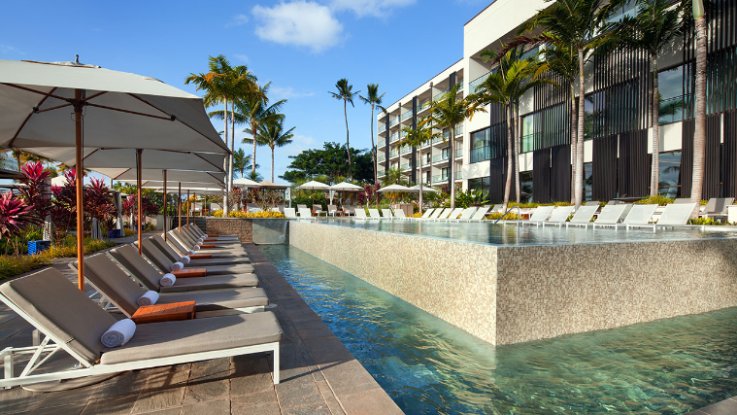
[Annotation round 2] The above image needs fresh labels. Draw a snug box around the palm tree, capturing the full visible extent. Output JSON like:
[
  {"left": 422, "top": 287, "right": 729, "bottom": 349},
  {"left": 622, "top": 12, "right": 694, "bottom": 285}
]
[
  {"left": 359, "top": 84, "right": 385, "bottom": 184},
  {"left": 514, "top": 0, "right": 622, "bottom": 206},
  {"left": 401, "top": 118, "right": 437, "bottom": 214},
  {"left": 232, "top": 148, "right": 253, "bottom": 178},
  {"left": 691, "top": 0, "right": 707, "bottom": 202},
  {"left": 255, "top": 114, "right": 295, "bottom": 182},
  {"left": 429, "top": 84, "right": 477, "bottom": 209},
  {"left": 330, "top": 79, "right": 359, "bottom": 177},
  {"left": 615, "top": 0, "right": 684, "bottom": 196},
  {"left": 470, "top": 48, "right": 548, "bottom": 208},
  {"left": 241, "top": 82, "right": 286, "bottom": 178}
]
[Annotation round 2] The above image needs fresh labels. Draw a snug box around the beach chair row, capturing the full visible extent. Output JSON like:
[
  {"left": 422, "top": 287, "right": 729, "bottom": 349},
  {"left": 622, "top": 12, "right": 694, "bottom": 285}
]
[{"left": 0, "top": 223, "right": 282, "bottom": 389}]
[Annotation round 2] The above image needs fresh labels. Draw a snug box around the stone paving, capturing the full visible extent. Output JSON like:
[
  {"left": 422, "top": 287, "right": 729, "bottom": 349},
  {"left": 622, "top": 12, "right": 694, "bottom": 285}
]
[{"left": 0, "top": 244, "right": 403, "bottom": 415}]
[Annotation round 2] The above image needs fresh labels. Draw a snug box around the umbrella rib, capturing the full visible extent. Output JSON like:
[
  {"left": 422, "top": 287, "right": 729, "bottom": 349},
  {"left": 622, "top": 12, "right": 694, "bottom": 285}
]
[
  {"left": 112, "top": 168, "right": 132, "bottom": 180},
  {"left": 194, "top": 153, "right": 225, "bottom": 172},
  {"left": 84, "top": 102, "right": 174, "bottom": 121},
  {"left": 33, "top": 102, "right": 73, "bottom": 113},
  {"left": 7, "top": 86, "right": 58, "bottom": 148},
  {"left": 128, "top": 94, "right": 228, "bottom": 153}
]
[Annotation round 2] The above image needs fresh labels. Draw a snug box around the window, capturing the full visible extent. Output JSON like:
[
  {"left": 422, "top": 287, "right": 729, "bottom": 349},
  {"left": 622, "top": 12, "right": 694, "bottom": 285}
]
[
  {"left": 521, "top": 114, "right": 536, "bottom": 153},
  {"left": 519, "top": 171, "right": 533, "bottom": 203},
  {"left": 659, "top": 66, "right": 686, "bottom": 125},
  {"left": 441, "top": 167, "right": 449, "bottom": 180},
  {"left": 659, "top": 151, "right": 681, "bottom": 198},
  {"left": 441, "top": 147, "right": 450, "bottom": 160},
  {"left": 584, "top": 162, "right": 593, "bottom": 201},
  {"left": 425, "top": 152, "right": 431, "bottom": 164},
  {"left": 425, "top": 171, "right": 431, "bottom": 185},
  {"left": 608, "top": 0, "right": 638, "bottom": 23},
  {"left": 468, "top": 177, "right": 491, "bottom": 200},
  {"left": 470, "top": 128, "right": 491, "bottom": 163}
]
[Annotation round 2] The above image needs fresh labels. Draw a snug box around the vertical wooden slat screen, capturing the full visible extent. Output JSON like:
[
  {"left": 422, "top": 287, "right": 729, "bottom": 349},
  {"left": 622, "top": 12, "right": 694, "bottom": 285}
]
[
  {"left": 722, "top": 110, "right": 737, "bottom": 197},
  {"left": 617, "top": 129, "right": 649, "bottom": 198},
  {"left": 533, "top": 149, "right": 551, "bottom": 202},
  {"left": 550, "top": 145, "right": 572, "bottom": 202},
  {"left": 592, "top": 135, "right": 618, "bottom": 201}
]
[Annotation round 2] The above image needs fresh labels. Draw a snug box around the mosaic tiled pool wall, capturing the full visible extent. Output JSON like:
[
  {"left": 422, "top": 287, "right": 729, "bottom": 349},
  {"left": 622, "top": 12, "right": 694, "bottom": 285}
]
[
  {"left": 289, "top": 221, "right": 737, "bottom": 345},
  {"left": 288, "top": 221, "right": 499, "bottom": 344}
]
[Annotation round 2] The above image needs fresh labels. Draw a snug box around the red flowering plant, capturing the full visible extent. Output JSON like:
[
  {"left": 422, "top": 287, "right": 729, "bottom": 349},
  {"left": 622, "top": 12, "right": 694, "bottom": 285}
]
[
  {"left": 50, "top": 169, "right": 78, "bottom": 239},
  {"left": 84, "top": 178, "right": 116, "bottom": 222},
  {"left": 122, "top": 194, "right": 159, "bottom": 218},
  {"left": 0, "top": 192, "right": 36, "bottom": 240},
  {"left": 17, "top": 161, "right": 52, "bottom": 222},
  {"left": 358, "top": 182, "right": 380, "bottom": 206}
]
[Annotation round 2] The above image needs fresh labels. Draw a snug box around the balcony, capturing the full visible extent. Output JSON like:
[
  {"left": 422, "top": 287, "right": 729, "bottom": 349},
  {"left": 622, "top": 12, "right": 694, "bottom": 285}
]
[
  {"left": 432, "top": 174, "right": 448, "bottom": 184},
  {"left": 378, "top": 153, "right": 385, "bottom": 163},
  {"left": 455, "top": 147, "right": 463, "bottom": 158},
  {"left": 469, "top": 70, "right": 492, "bottom": 93},
  {"left": 470, "top": 146, "right": 491, "bottom": 163},
  {"left": 400, "top": 163, "right": 411, "bottom": 171},
  {"left": 401, "top": 110, "right": 413, "bottom": 122},
  {"left": 400, "top": 146, "right": 412, "bottom": 156},
  {"left": 378, "top": 122, "right": 387, "bottom": 133},
  {"left": 389, "top": 149, "right": 399, "bottom": 158},
  {"left": 390, "top": 132, "right": 400, "bottom": 143},
  {"left": 417, "top": 100, "right": 431, "bottom": 113},
  {"left": 390, "top": 115, "right": 400, "bottom": 127}
]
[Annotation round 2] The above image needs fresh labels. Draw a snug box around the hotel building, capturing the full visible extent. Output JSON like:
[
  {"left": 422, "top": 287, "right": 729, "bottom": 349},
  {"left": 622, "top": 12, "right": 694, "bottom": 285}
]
[{"left": 377, "top": 0, "right": 737, "bottom": 202}]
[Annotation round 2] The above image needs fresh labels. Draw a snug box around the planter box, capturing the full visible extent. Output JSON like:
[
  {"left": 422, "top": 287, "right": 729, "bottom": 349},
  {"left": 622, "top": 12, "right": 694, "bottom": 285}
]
[{"left": 27, "top": 240, "right": 51, "bottom": 255}]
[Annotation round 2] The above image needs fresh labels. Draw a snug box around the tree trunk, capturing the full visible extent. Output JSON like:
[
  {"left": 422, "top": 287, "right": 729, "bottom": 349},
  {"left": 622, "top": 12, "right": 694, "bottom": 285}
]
[
  {"left": 251, "top": 121, "right": 258, "bottom": 178},
  {"left": 223, "top": 98, "right": 230, "bottom": 216},
  {"left": 370, "top": 104, "right": 377, "bottom": 184},
  {"left": 418, "top": 155, "right": 423, "bottom": 214},
  {"left": 449, "top": 123, "right": 456, "bottom": 209},
  {"left": 229, "top": 100, "right": 236, "bottom": 204},
  {"left": 271, "top": 146, "right": 275, "bottom": 182},
  {"left": 514, "top": 104, "right": 521, "bottom": 203},
  {"left": 650, "top": 54, "right": 660, "bottom": 197},
  {"left": 570, "top": 84, "right": 578, "bottom": 204},
  {"left": 503, "top": 105, "right": 514, "bottom": 210},
  {"left": 344, "top": 100, "right": 352, "bottom": 178},
  {"left": 691, "top": 15, "right": 707, "bottom": 202},
  {"left": 574, "top": 48, "right": 586, "bottom": 207}
]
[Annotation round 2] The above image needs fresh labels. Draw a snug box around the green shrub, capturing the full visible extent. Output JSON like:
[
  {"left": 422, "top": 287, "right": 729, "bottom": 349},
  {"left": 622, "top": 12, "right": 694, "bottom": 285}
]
[
  {"left": 635, "top": 195, "right": 674, "bottom": 206},
  {"left": 0, "top": 255, "right": 51, "bottom": 279},
  {"left": 487, "top": 212, "right": 522, "bottom": 221},
  {"left": 688, "top": 217, "right": 725, "bottom": 226}
]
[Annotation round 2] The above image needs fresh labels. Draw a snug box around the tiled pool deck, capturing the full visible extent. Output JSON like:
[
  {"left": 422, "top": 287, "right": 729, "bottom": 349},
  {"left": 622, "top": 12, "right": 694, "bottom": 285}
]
[{"left": 0, "top": 244, "right": 402, "bottom": 415}]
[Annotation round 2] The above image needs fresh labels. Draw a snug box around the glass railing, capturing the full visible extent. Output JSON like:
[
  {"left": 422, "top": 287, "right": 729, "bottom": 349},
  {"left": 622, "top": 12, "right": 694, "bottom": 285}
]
[
  {"left": 378, "top": 153, "right": 385, "bottom": 162},
  {"left": 455, "top": 126, "right": 463, "bottom": 137},
  {"left": 378, "top": 123, "right": 387, "bottom": 133},
  {"left": 437, "top": 152, "right": 450, "bottom": 162},
  {"left": 433, "top": 90, "right": 448, "bottom": 101},
  {"left": 432, "top": 174, "right": 448, "bottom": 183},
  {"left": 418, "top": 100, "right": 431, "bottom": 112},
  {"left": 389, "top": 150, "right": 399, "bottom": 158},
  {"left": 400, "top": 163, "right": 411, "bottom": 171},
  {"left": 401, "top": 110, "right": 413, "bottom": 122},
  {"left": 401, "top": 146, "right": 413, "bottom": 155},
  {"left": 390, "top": 133, "right": 400, "bottom": 143},
  {"left": 390, "top": 115, "right": 400, "bottom": 127},
  {"left": 469, "top": 71, "right": 492, "bottom": 93},
  {"left": 432, "top": 135, "right": 445, "bottom": 145},
  {"left": 455, "top": 148, "right": 463, "bottom": 158},
  {"left": 454, "top": 171, "right": 463, "bottom": 180}
]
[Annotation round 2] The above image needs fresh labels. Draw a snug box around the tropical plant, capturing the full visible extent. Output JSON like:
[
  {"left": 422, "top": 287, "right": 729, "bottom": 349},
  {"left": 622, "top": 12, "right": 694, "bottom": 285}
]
[
  {"left": 690, "top": 0, "right": 707, "bottom": 201},
  {"left": 50, "top": 169, "right": 78, "bottom": 240},
  {"left": 240, "top": 82, "right": 286, "bottom": 178},
  {"left": 17, "top": 161, "right": 52, "bottom": 223},
  {"left": 429, "top": 84, "right": 477, "bottom": 209},
  {"left": 0, "top": 192, "right": 35, "bottom": 240},
  {"left": 614, "top": 0, "right": 684, "bottom": 196},
  {"left": 469, "top": 47, "right": 548, "bottom": 208},
  {"left": 282, "top": 142, "right": 373, "bottom": 183},
  {"left": 122, "top": 194, "right": 158, "bottom": 218},
  {"left": 401, "top": 118, "right": 437, "bottom": 212},
  {"left": 232, "top": 148, "right": 253, "bottom": 178},
  {"left": 382, "top": 168, "right": 408, "bottom": 186},
  {"left": 359, "top": 84, "right": 386, "bottom": 184},
  {"left": 454, "top": 189, "right": 490, "bottom": 209},
  {"left": 330, "top": 79, "right": 359, "bottom": 177},
  {"left": 255, "top": 113, "right": 295, "bottom": 182},
  {"left": 513, "top": 0, "right": 622, "bottom": 206},
  {"left": 84, "top": 178, "right": 117, "bottom": 222}
]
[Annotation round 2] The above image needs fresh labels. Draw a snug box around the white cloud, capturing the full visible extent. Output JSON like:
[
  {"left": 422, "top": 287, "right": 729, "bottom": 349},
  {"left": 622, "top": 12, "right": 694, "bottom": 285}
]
[
  {"left": 328, "top": 0, "right": 415, "bottom": 17},
  {"left": 270, "top": 85, "right": 315, "bottom": 100},
  {"left": 252, "top": 1, "right": 343, "bottom": 53},
  {"left": 227, "top": 14, "right": 249, "bottom": 27}
]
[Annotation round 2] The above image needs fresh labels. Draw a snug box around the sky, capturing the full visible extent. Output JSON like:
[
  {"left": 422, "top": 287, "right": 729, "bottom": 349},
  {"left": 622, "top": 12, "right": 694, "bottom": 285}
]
[{"left": 0, "top": 0, "right": 489, "bottom": 183}]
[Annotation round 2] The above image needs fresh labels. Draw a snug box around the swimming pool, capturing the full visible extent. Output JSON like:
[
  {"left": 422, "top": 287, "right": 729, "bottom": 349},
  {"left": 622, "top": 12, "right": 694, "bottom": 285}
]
[
  {"left": 263, "top": 244, "right": 737, "bottom": 414},
  {"left": 321, "top": 218, "right": 737, "bottom": 246}
]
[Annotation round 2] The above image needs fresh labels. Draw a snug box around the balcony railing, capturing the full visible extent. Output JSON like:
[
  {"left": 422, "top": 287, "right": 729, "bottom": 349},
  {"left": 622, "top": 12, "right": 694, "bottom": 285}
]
[
  {"left": 469, "top": 70, "right": 492, "bottom": 93},
  {"left": 390, "top": 115, "right": 400, "bottom": 127},
  {"left": 401, "top": 110, "right": 413, "bottom": 122},
  {"left": 378, "top": 153, "right": 386, "bottom": 163},
  {"left": 400, "top": 163, "right": 411, "bottom": 171},
  {"left": 378, "top": 123, "right": 387, "bottom": 133},
  {"left": 400, "top": 146, "right": 412, "bottom": 155},
  {"left": 432, "top": 174, "right": 448, "bottom": 184},
  {"left": 389, "top": 150, "right": 399, "bottom": 158},
  {"left": 390, "top": 133, "right": 400, "bottom": 143},
  {"left": 455, "top": 147, "right": 463, "bottom": 158},
  {"left": 418, "top": 100, "right": 431, "bottom": 112}
]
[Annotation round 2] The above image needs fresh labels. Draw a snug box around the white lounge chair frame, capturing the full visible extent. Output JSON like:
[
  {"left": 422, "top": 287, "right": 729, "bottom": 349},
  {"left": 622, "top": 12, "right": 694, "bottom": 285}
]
[
  {"left": 380, "top": 208, "right": 394, "bottom": 219},
  {"left": 542, "top": 206, "right": 575, "bottom": 227}
]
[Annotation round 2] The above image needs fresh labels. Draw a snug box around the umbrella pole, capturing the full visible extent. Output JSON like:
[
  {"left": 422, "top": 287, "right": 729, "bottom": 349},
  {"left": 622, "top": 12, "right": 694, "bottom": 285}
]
[
  {"left": 163, "top": 170, "right": 168, "bottom": 241},
  {"left": 178, "top": 182, "right": 182, "bottom": 229},
  {"left": 187, "top": 190, "right": 190, "bottom": 226},
  {"left": 74, "top": 89, "right": 85, "bottom": 291},
  {"left": 136, "top": 149, "right": 143, "bottom": 255}
]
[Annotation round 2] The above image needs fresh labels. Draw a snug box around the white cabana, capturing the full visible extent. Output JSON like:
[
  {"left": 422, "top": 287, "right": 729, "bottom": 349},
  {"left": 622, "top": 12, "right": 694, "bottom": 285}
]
[
  {"left": 0, "top": 59, "right": 228, "bottom": 290},
  {"left": 297, "top": 180, "right": 330, "bottom": 191}
]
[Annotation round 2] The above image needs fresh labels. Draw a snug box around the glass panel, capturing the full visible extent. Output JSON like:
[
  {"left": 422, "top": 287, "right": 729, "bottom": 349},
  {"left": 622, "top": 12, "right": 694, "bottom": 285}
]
[
  {"left": 658, "top": 66, "right": 686, "bottom": 125},
  {"left": 584, "top": 162, "right": 593, "bottom": 201},
  {"left": 468, "top": 177, "right": 491, "bottom": 200},
  {"left": 658, "top": 151, "right": 681, "bottom": 198},
  {"left": 519, "top": 171, "right": 533, "bottom": 203},
  {"left": 470, "top": 128, "right": 491, "bottom": 163}
]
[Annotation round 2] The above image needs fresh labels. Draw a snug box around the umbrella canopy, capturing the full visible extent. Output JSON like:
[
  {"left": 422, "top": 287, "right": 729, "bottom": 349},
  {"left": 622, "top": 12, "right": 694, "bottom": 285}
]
[
  {"left": 0, "top": 59, "right": 228, "bottom": 291},
  {"left": 298, "top": 180, "right": 330, "bottom": 191},
  {"left": 330, "top": 182, "right": 362, "bottom": 192},
  {"left": 0, "top": 60, "right": 227, "bottom": 154},
  {"left": 258, "top": 180, "right": 289, "bottom": 189},
  {"left": 408, "top": 184, "right": 438, "bottom": 193},
  {"left": 97, "top": 168, "right": 225, "bottom": 186},
  {"left": 233, "top": 177, "right": 261, "bottom": 188},
  {"left": 378, "top": 184, "right": 411, "bottom": 193},
  {"left": 145, "top": 185, "right": 224, "bottom": 195}
]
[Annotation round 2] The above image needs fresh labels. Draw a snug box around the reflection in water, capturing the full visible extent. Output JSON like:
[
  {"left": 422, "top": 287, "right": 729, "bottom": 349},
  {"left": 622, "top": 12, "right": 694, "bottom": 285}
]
[
  {"left": 320, "top": 218, "right": 737, "bottom": 246},
  {"left": 264, "top": 245, "right": 737, "bottom": 414}
]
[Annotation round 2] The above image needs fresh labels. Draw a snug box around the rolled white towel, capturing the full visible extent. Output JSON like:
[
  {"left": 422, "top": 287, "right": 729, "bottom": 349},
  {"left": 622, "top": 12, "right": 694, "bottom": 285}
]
[
  {"left": 170, "top": 261, "right": 184, "bottom": 271},
  {"left": 193, "top": 244, "right": 201, "bottom": 251},
  {"left": 100, "top": 319, "right": 136, "bottom": 348},
  {"left": 188, "top": 249, "right": 196, "bottom": 256},
  {"left": 159, "top": 273, "right": 177, "bottom": 287},
  {"left": 137, "top": 290, "right": 160, "bottom": 306},
  {"left": 181, "top": 255, "right": 191, "bottom": 265},
  {"left": 198, "top": 237, "right": 205, "bottom": 244},
  {"left": 203, "top": 233, "right": 208, "bottom": 238}
]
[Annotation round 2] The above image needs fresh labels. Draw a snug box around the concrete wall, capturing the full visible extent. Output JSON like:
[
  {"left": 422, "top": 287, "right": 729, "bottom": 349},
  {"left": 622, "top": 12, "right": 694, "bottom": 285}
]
[
  {"left": 289, "top": 221, "right": 499, "bottom": 344},
  {"left": 202, "top": 218, "right": 253, "bottom": 243},
  {"left": 289, "top": 221, "right": 737, "bottom": 346}
]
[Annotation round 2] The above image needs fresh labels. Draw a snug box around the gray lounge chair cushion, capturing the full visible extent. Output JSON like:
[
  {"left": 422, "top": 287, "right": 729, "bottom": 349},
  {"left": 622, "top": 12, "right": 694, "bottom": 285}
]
[
  {"left": 161, "top": 288, "right": 268, "bottom": 311},
  {"left": 151, "top": 235, "right": 250, "bottom": 266},
  {"left": 0, "top": 268, "right": 116, "bottom": 363},
  {"left": 168, "top": 231, "right": 248, "bottom": 256},
  {"left": 110, "top": 245, "right": 162, "bottom": 290},
  {"left": 142, "top": 239, "right": 255, "bottom": 275},
  {"left": 159, "top": 274, "right": 259, "bottom": 292},
  {"left": 100, "top": 311, "right": 282, "bottom": 365}
]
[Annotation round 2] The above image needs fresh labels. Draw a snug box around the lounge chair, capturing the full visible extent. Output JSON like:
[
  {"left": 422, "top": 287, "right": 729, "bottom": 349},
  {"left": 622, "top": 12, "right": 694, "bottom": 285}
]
[
  {"left": 470, "top": 206, "right": 490, "bottom": 221},
  {"left": 419, "top": 208, "right": 435, "bottom": 219},
  {"left": 190, "top": 224, "right": 238, "bottom": 242},
  {"left": 566, "top": 205, "right": 599, "bottom": 228},
  {"left": 585, "top": 201, "right": 601, "bottom": 206},
  {"left": 592, "top": 204, "right": 632, "bottom": 228},
  {"left": 354, "top": 208, "right": 368, "bottom": 219},
  {"left": 284, "top": 208, "right": 297, "bottom": 219},
  {"left": 84, "top": 253, "right": 269, "bottom": 316},
  {"left": 110, "top": 245, "right": 259, "bottom": 293},
  {"left": 167, "top": 230, "right": 248, "bottom": 257},
  {"left": 327, "top": 205, "right": 339, "bottom": 217},
  {"left": 458, "top": 207, "right": 477, "bottom": 221},
  {"left": 312, "top": 204, "right": 324, "bottom": 216},
  {"left": 163, "top": 232, "right": 247, "bottom": 259},
  {"left": 298, "top": 208, "right": 313, "bottom": 218},
  {"left": 297, "top": 204, "right": 308, "bottom": 210},
  {"left": 368, "top": 209, "right": 382, "bottom": 219},
  {"left": 381, "top": 208, "right": 394, "bottom": 219},
  {"left": 490, "top": 204, "right": 504, "bottom": 214},
  {"left": 657, "top": 202, "right": 698, "bottom": 227},
  {"left": 525, "top": 206, "right": 556, "bottom": 225},
  {"left": 0, "top": 268, "right": 281, "bottom": 389},
  {"left": 430, "top": 208, "right": 446, "bottom": 220},
  {"left": 150, "top": 235, "right": 250, "bottom": 267},
  {"left": 543, "top": 206, "right": 575, "bottom": 226},
  {"left": 703, "top": 197, "right": 734, "bottom": 221},
  {"left": 621, "top": 204, "right": 659, "bottom": 229},
  {"left": 184, "top": 225, "right": 238, "bottom": 245},
  {"left": 141, "top": 239, "right": 255, "bottom": 276},
  {"left": 177, "top": 227, "right": 238, "bottom": 249},
  {"left": 343, "top": 205, "right": 355, "bottom": 216},
  {"left": 444, "top": 208, "right": 464, "bottom": 220},
  {"left": 394, "top": 209, "right": 407, "bottom": 219}
]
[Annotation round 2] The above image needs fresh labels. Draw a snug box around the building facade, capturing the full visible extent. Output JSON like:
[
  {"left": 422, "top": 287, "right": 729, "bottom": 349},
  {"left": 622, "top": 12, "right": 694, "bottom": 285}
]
[{"left": 378, "top": 0, "right": 737, "bottom": 203}]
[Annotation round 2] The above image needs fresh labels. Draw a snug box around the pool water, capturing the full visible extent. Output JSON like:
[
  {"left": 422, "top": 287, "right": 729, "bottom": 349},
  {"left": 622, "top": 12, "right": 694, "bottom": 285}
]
[
  {"left": 320, "top": 218, "right": 737, "bottom": 246},
  {"left": 262, "top": 245, "right": 737, "bottom": 414}
]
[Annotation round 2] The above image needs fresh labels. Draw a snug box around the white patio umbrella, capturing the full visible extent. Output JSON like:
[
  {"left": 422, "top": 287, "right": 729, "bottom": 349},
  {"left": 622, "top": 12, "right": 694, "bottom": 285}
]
[
  {"left": 0, "top": 59, "right": 228, "bottom": 290},
  {"left": 258, "top": 180, "right": 289, "bottom": 188},
  {"left": 233, "top": 177, "right": 261, "bottom": 188},
  {"left": 297, "top": 180, "right": 330, "bottom": 191},
  {"left": 377, "top": 184, "right": 411, "bottom": 193},
  {"left": 330, "top": 182, "right": 362, "bottom": 205},
  {"left": 408, "top": 184, "right": 437, "bottom": 193}
]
